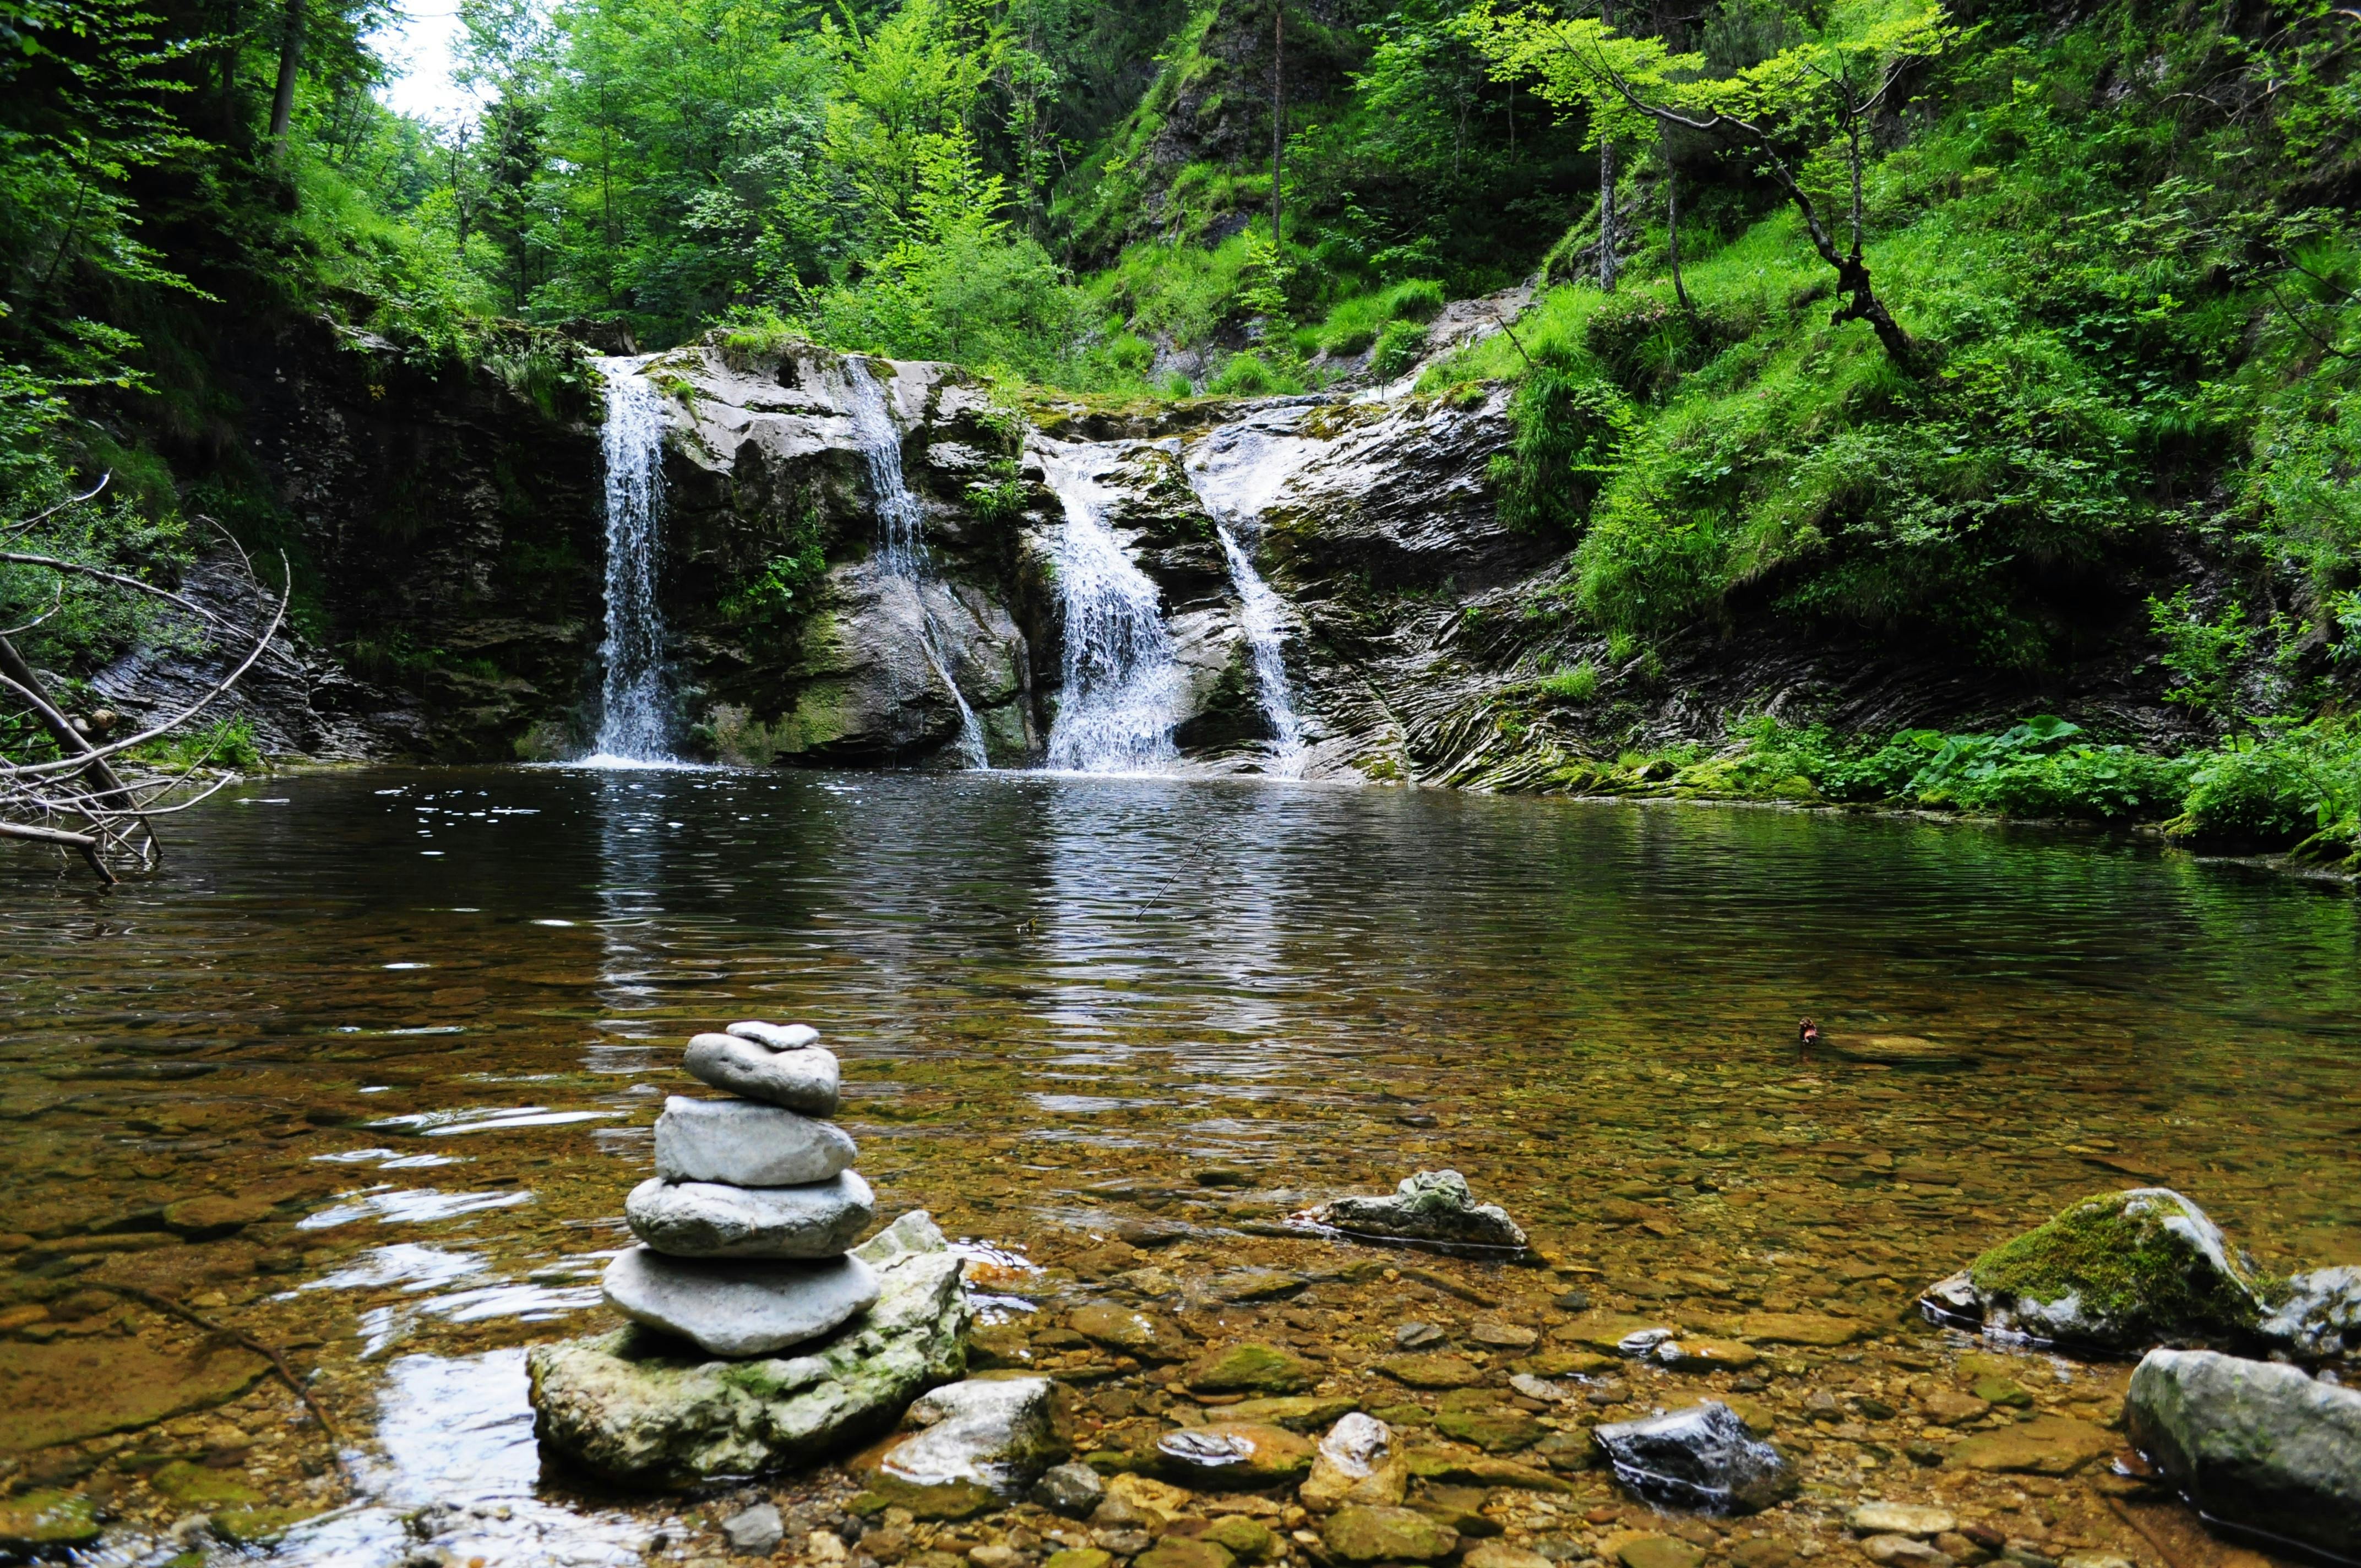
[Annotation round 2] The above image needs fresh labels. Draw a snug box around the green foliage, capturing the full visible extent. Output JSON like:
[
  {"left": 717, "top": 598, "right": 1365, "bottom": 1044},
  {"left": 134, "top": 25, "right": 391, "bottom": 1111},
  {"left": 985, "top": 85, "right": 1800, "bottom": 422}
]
[
  {"left": 1489, "top": 348, "right": 1634, "bottom": 533},
  {"left": 1533, "top": 661, "right": 1598, "bottom": 701},
  {"left": 720, "top": 506, "right": 828, "bottom": 629},
  {"left": 134, "top": 715, "right": 262, "bottom": 774},
  {"left": 2169, "top": 722, "right": 2361, "bottom": 857},
  {"left": 2146, "top": 588, "right": 2254, "bottom": 716}
]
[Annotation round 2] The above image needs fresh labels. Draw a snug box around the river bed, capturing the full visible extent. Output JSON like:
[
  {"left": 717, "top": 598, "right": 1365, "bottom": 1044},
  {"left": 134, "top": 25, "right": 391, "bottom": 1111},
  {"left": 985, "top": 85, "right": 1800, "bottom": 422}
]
[{"left": 2, "top": 768, "right": 2354, "bottom": 1566}]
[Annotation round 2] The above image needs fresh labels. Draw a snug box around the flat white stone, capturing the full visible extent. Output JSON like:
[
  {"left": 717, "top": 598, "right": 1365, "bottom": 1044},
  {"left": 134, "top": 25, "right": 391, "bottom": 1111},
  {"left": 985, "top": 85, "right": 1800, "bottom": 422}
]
[
  {"left": 625, "top": 1171, "right": 874, "bottom": 1259},
  {"left": 654, "top": 1095, "right": 856, "bottom": 1186},
  {"left": 728, "top": 1020, "right": 819, "bottom": 1050},
  {"left": 684, "top": 1032, "right": 840, "bottom": 1115},
  {"left": 601, "top": 1246, "right": 880, "bottom": 1358}
]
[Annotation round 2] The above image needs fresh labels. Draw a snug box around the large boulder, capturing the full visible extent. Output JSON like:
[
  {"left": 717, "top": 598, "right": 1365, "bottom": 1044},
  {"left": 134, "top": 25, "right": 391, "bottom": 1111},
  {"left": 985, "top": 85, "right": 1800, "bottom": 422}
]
[
  {"left": 2125, "top": 1348, "right": 2361, "bottom": 1562},
  {"left": 857, "top": 1375, "right": 1072, "bottom": 1517},
  {"left": 527, "top": 1211, "right": 969, "bottom": 1485},
  {"left": 1921, "top": 1189, "right": 2270, "bottom": 1351},
  {"left": 1297, "top": 1170, "right": 1528, "bottom": 1253},
  {"left": 1592, "top": 1402, "right": 1797, "bottom": 1515}
]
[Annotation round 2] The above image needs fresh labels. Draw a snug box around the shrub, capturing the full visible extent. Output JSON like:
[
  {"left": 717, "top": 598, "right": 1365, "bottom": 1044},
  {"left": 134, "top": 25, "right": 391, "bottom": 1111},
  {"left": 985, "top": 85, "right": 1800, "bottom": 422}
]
[
  {"left": 1370, "top": 319, "right": 1430, "bottom": 380},
  {"left": 1536, "top": 661, "right": 1600, "bottom": 701},
  {"left": 1381, "top": 279, "right": 1446, "bottom": 323}
]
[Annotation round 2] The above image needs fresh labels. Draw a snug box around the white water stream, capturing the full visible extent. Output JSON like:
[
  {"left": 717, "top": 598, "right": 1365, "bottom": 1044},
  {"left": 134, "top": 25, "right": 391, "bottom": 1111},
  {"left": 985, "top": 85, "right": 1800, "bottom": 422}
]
[
  {"left": 1039, "top": 443, "right": 1184, "bottom": 772},
  {"left": 588, "top": 358, "right": 674, "bottom": 765},
  {"left": 844, "top": 358, "right": 989, "bottom": 769},
  {"left": 1184, "top": 420, "right": 1312, "bottom": 775}
]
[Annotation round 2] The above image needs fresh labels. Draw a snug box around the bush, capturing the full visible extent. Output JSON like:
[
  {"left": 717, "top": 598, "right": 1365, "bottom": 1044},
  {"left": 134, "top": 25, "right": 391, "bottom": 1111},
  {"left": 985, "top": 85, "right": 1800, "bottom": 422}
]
[
  {"left": 2170, "top": 725, "right": 2361, "bottom": 851},
  {"left": 1211, "top": 353, "right": 1302, "bottom": 396},
  {"left": 1381, "top": 278, "right": 1446, "bottom": 323},
  {"left": 1489, "top": 351, "right": 1635, "bottom": 533},
  {"left": 1370, "top": 319, "right": 1430, "bottom": 380},
  {"left": 1535, "top": 661, "right": 1600, "bottom": 701}
]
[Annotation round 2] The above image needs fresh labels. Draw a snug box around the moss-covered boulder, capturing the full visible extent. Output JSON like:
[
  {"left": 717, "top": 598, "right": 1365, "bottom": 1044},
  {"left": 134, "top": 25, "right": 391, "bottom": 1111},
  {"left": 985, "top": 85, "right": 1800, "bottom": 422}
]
[{"left": 1921, "top": 1188, "right": 2271, "bottom": 1352}]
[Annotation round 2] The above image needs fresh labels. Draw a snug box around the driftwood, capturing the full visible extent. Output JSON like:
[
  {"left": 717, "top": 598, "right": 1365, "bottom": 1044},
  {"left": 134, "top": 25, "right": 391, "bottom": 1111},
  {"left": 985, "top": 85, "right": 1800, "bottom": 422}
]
[{"left": 1, "top": 476, "right": 289, "bottom": 884}]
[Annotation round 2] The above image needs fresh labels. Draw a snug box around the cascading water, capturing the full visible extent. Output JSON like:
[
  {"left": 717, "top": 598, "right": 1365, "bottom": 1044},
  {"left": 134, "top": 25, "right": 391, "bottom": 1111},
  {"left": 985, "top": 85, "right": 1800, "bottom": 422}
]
[
  {"left": 590, "top": 358, "right": 673, "bottom": 764},
  {"left": 1183, "top": 422, "right": 1310, "bottom": 775},
  {"left": 1040, "top": 444, "right": 1184, "bottom": 772},
  {"left": 844, "top": 358, "right": 988, "bottom": 769}
]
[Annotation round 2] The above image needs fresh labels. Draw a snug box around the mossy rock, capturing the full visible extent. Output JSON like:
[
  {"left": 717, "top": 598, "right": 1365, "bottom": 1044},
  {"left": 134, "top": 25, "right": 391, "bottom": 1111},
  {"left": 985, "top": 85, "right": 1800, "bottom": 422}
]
[
  {"left": 150, "top": 1460, "right": 266, "bottom": 1509},
  {"left": 0, "top": 1489, "right": 99, "bottom": 1552},
  {"left": 1931, "top": 1188, "right": 2272, "bottom": 1351},
  {"left": 213, "top": 1505, "right": 317, "bottom": 1545},
  {"left": 1181, "top": 1342, "right": 1315, "bottom": 1395}
]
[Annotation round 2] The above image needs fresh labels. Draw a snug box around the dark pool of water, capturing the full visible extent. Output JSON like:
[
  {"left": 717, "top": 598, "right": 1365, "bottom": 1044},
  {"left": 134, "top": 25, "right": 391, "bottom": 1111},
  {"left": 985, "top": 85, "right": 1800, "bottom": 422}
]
[{"left": 2, "top": 768, "right": 2355, "bottom": 1562}]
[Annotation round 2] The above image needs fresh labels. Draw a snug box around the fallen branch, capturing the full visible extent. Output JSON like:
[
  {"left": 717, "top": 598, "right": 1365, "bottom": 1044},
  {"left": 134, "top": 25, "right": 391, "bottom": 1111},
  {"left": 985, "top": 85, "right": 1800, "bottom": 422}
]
[{"left": 96, "top": 1283, "right": 353, "bottom": 1480}]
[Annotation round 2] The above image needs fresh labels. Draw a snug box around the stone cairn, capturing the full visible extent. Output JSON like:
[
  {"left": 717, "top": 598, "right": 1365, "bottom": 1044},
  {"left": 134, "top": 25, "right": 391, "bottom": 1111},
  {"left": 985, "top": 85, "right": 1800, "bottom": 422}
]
[{"left": 602, "top": 1021, "right": 882, "bottom": 1359}]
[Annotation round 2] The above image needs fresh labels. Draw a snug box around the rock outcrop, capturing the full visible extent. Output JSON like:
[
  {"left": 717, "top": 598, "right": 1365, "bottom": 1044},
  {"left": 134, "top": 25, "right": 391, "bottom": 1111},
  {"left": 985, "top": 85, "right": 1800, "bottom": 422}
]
[
  {"left": 2125, "top": 1348, "right": 2361, "bottom": 1562},
  {"left": 1920, "top": 1189, "right": 2271, "bottom": 1351}
]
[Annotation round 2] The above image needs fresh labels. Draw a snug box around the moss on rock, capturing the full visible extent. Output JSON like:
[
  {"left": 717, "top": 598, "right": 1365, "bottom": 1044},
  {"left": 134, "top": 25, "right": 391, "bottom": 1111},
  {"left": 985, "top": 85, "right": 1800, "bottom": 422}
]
[{"left": 1937, "top": 1188, "right": 2272, "bottom": 1351}]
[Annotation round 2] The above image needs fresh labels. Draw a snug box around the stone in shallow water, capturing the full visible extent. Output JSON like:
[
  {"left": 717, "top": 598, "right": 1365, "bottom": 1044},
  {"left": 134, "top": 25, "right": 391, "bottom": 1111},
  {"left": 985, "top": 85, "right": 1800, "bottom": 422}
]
[
  {"left": 1943, "top": 1414, "right": 2115, "bottom": 1475},
  {"left": 624, "top": 1171, "right": 874, "bottom": 1259},
  {"left": 2125, "top": 1347, "right": 2361, "bottom": 1562},
  {"left": 1156, "top": 1420, "right": 1314, "bottom": 1485},
  {"left": 529, "top": 1212, "right": 969, "bottom": 1485},
  {"left": 654, "top": 1095, "right": 856, "bottom": 1186},
  {"left": 602, "top": 1246, "right": 879, "bottom": 1358},
  {"left": 864, "top": 1375, "right": 1070, "bottom": 1514},
  {"left": 1322, "top": 1504, "right": 1459, "bottom": 1563},
  {"left": 1848, "top": 1504, "right": 1958, "bottom": 1539},
  {"left": 1592, "top": 1401, "right": 1797, "bottom": 1515},
  {"left": 2259, "top": 1265, "right": 2361, "bottom": 1359},
  {"left": 0, "top": 1338, "right": 268, "bottom": 1453},
  {"left": 685, "top": 1032, "right": 840, "bottom": 1115},
  {"left": 1921, "top": 1187, "right": 2267, "bottom": 1351},
  {"left": 1302, "top": 1170, "right": 1527, "bottom": 1251}
]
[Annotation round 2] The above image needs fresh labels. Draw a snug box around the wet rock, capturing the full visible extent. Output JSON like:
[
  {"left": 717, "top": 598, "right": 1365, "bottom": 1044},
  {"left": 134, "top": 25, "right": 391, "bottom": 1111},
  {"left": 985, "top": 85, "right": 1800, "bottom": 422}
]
[
  {"left": 1652, "top": 1338, "right": 1760, "bottom": 1372},
  {"left": 0, "top": 1337, "right": 269, "bottom": 1452},
  {"left": 1136, "top": 1540, "right": 1236, "bottom": 1568},
  {"left": 1943, "top": 1415, "right": 2115, "bottom": 1476},
  {"left": 686, "top": 1031, "right": 841, "bottom": 1115},
  {"left": 1322, "top": 1504, "right": 1460, "bottom": 1562},
  {"left": 1918, "top": 1390, "right": 1990, "bottom": 1425},
  {"left": 865, "top": 1376, "right": 1071, "bottom": 1514},
  {"left": 1395, "top": 1321, "right": 1446, "bottom": 1349},
  {"left": 1157, "top": 1420, "right": 1316, "bottom": 1484},
  {"left": 1046, "top": 1550, "right": 1113, "bottom": 1568},
  {"left": 1210, "top": 1393, "right": 1355, "bottom": 1432},
  {"left": 2258, "top": 1265, "right": 2361, "bottom": 1359},
  {"left": 1465, "top": 1545, "right": 1555, "bottom": 1568},
  {"left": 722, "top": 1503, "right": 786, "bottom": 1554},
  {"left": 1214, "top": 1268, "right": 1308, "bottom": 1303},
  {"left": 1921, "top": 1188, "right": 2268, "bottom": 1351},
  {"left": 1862, "top": 1536, "right": 1953, "bottom": 1568},
  {"left": 726, "top": 1020, "right": 817, "bottom": 1050},
  {"left": 1470, "top": 1319, "right": 1538, "bottom": 1349},
  {"left": 1182, "top": 1342, "right": 1315, "bottom": 1395},
  {"left": 1849, "top": 1505, "right": 1958, "bottom": 1538},
  {"left": 1301, "top": 1170, "right": 1527, "bottom": 1251},
  {"left": 1614, "top": 1536, "right": 1703, "bottom": 1568},
  {"left": 1730, "top": 1540, "right": 1797, "bottom": 1568},
  {"left": 1408, "top": 1480, "right": 1499, "bottom": 1538},
  {"left": 161, "top": 1192, "right": 275, "bottom": 1239},
  {"left": 654, "top": 1096, "right": 858, "bottom": 1186},
  {"left": 1033, "top": 1460, "right": 1107, "bottom": 1516},
  {"left": 1070, "top": 1302, "right": 1189, "bottom": 1360},
  {"left": 1374, "top": 1352, "right": 1484, "bottom": 1389},
  {"left": 1592, "top": 1401, "right": 1798, "bottom": 1515},
  {"left": 1301, "top": 1412, "right": 1404, "bottom": 1512},
  {"left": 603, "top": 1246, "right": 880, "bottom": 1357},
  {"left": 529, "top": 1211, "right": 970, "bottom": 1485},
  {"left": 1734, "top": 1312, "right": 1865, "bottom": 1347},
  {"left": 2124, "top": 1347, "right": 2361, "bottom": 1561},
  {"left": 624, "top": 1172, "right": 874, "bottom": 1258},
  {"left": 1435, "top": 1391, "right": 1544, "bottom": 1452},
  {"left": 1204, "top": 1516, "right": 1281, "bottom": 1561},
  {"left": 0, "top": 1489, "right": 99, "bottom": 1553}
]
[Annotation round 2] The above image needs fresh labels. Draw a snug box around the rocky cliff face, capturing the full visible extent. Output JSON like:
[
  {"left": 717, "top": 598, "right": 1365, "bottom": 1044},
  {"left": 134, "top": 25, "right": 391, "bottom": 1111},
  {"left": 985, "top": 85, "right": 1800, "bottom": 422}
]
[{"left": 165, "top": 324, "right": 2191, "bottom": 783}]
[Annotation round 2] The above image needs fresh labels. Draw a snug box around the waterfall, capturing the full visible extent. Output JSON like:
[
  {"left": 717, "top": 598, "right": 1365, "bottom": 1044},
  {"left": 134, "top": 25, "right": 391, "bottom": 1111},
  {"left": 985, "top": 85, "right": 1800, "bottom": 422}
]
[
  {"left": 1040, "top": 444, "right": 1183, "bottom": 773},
  {"left": 1183, "top": 423, "right": 1310, "bottom": 775},
  {"left": 590, "top": 358, "right": 673, "bottom": 764},
  {"left": 1215, "top": 522, "right": 1306, "bottom": 774},
  {"left": 843, "top": 358, "right": 988, "bottom": 769}
]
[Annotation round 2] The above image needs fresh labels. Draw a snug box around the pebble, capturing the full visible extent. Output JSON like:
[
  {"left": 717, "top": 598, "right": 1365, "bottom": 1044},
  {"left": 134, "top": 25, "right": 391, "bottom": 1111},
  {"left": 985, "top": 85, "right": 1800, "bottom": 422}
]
[
  {"left": 1396, "top": 1322, "right": 1445, "bottom": 1348},
  {"left": 654, "top": 1095, "right": 857, "bottom": 1186},
  {"left": 721, "top": 1504, "right": 785, "bottom": 1554},
  {"left": 1849, "top": 1505, "right": 1959, "bottom": 1539},
  {"left": 1860, "top": 1536, "right": 1953, "bottom": 1568},
  {"left": 726, "top": 1020, "right": 818, "bottom": 1050},
  {"left": 1033, "top": 1461, "right": 1106, "bottom": 1517},
  {"left": 624, "top": 1172, "right": 873, "bottom": 1257},
  {"left": 600, "top": 1246, "right": 879, "bottom": 1357}
]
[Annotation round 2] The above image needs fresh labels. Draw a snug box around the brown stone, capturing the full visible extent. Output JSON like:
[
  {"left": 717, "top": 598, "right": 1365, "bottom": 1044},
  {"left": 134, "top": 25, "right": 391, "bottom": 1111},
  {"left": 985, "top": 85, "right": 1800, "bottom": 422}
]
[
  {"left": 1946, "top": 1416, "right": 2116, "bottom": 1476},
  {"left": 1375, "top": 1353, "right": 1484, "bottom": 1389},
  {"left": 1738, "top": 1313, "right": 1865, "bottom": 1347},
  {"left": 1322, "top": 1505, "right": 1459, "bottom": 1562}
]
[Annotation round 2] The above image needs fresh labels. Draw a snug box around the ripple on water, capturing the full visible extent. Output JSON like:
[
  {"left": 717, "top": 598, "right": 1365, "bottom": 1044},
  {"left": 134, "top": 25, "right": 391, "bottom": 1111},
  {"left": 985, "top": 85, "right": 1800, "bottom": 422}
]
[
  {"left": 298, "top": 1186, "right": 536, "bottom": 1230},
  {"left": 282, "top": 1350, "right": 656, "bottom": 1566}
]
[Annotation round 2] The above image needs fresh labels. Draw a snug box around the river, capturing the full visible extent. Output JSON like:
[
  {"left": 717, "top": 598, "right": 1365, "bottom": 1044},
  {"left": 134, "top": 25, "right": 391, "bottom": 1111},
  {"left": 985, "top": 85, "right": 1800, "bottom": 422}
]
[{"left": 2, "top": 769, "right": 2354, "bottom": 1564}]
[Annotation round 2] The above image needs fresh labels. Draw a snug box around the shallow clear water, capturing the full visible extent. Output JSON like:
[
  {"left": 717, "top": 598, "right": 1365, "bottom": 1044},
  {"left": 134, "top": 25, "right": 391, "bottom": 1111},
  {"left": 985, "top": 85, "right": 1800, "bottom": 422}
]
[{"left": 2, "top": 769, "right": 2355, "bottom": 1560}]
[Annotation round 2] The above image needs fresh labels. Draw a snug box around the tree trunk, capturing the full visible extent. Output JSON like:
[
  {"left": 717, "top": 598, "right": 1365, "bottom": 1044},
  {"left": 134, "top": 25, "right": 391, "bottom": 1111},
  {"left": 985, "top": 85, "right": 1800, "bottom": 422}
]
[
  {"left": 269, "top": 0, "right": 304, "bottom": 147},
  {"left": 1668, "top": 166, "right": 1693, "bottom": 319},
  {"left": 1598, "top": 139, "right": 1618, "bottom": 293}
]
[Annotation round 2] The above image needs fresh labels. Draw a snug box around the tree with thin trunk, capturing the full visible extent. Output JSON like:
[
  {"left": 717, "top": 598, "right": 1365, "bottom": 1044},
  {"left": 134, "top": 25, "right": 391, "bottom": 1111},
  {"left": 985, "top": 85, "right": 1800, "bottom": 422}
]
[
  {"left": 1461, "top": 0, "right": 1955, "bottom": 370},
  {"left": 1271, "top": 0, "right": 1285, "bottom": 246},
  {"left": 1596, "top": 0, "right": 1617, "bottom": 293},
  {"left": 268, "top": 0, "right": 306, "bottom": 148}
]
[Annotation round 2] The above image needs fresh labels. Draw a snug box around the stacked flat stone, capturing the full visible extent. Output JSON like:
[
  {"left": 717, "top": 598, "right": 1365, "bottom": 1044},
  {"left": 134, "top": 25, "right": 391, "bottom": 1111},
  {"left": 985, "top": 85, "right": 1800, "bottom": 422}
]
[{"left": 602, "top": 1022, "right": 882, "bottom": 1359}]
